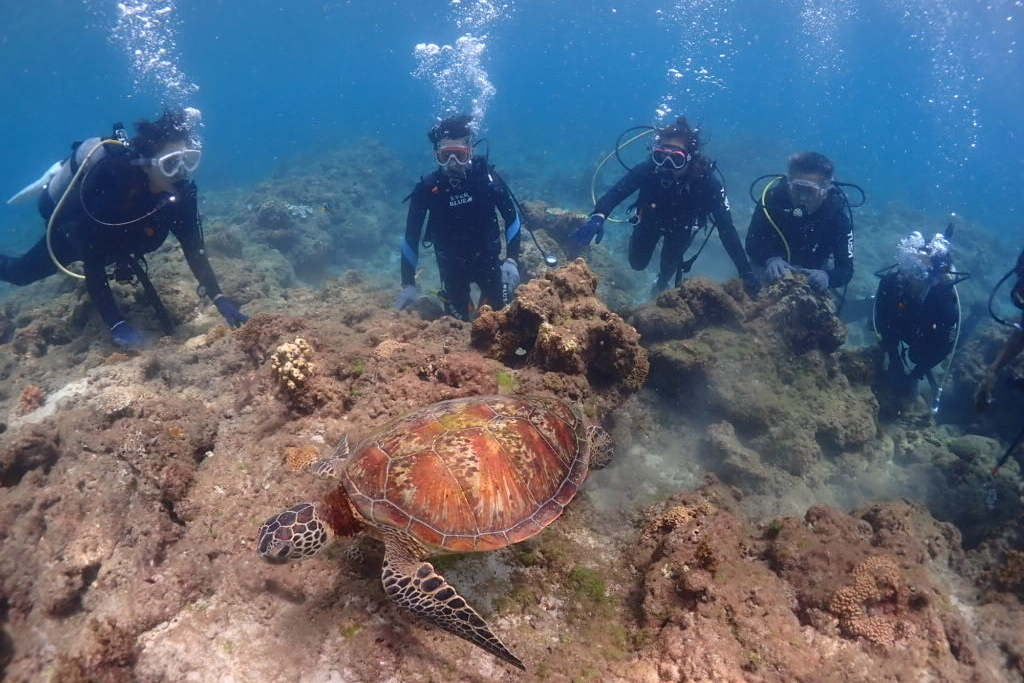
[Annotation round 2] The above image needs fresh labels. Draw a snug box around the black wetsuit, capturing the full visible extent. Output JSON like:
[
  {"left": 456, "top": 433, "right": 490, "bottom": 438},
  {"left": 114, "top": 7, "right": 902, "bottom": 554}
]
[
  {"left": 745, "top": 180, "right": 854, "bottom": 288},
  {"left": 0, "top": 150, "right": 222, "bottom": 328},
  {"left": 592, "top": 159, "right": 752, "bottom": 288},
  {"left": 402, "top": 157, "right": 521, "bottom": 320},
  {"left": 874, "top": 272, "right": 959, "bottom": 380}
]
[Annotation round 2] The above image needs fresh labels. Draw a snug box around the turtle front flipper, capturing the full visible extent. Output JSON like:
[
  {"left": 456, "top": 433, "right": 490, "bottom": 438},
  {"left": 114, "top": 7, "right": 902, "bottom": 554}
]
[{"left": 381, "top": 533, "right": 525, "bottom": 670}]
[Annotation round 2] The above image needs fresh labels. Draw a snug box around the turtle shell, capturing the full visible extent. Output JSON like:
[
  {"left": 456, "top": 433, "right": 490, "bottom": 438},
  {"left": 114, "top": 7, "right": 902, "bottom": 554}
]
[{"left": 341, "top": 395, "right": 589, "bottom": 553}]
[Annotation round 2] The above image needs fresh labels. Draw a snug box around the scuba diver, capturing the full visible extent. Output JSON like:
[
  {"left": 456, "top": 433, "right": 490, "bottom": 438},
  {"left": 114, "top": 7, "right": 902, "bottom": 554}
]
[
  {"left": 568, "top": 117, "right": 758, "bottom": 297},
  {"left": 0, "top": 110, "right": 248, "bottom": 349},
  {"left": 397, "top": 114, "right": 522, "bottom": 321},
  {"left": 745, "top": 152, "right": 854, "bottom": 293},
  {"left": 975, "top": 247, "right": 1024, "bottom": 412},
  {"left": 874, "top": 231, "right": 961, "bottom": 401}
]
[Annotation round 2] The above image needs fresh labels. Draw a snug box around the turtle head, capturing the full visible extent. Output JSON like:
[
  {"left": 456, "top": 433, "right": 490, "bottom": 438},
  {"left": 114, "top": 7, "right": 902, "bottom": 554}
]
[{"left": 257, "top": 502, "right": 331, "bottom": 563}]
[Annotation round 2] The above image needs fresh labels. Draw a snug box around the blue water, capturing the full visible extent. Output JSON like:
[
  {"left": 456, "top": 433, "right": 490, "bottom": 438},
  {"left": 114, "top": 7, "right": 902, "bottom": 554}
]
[{"left": 0, "top": 0, "right": 1021, "bottom": 255}]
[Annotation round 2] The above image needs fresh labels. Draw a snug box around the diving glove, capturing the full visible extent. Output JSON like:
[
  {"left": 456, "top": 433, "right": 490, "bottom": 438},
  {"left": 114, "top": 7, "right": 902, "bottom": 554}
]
[
  {"left": 803, "top": 269, "right": 830, "bottom": 292},
  {"left": 395, "top": 285, "right": 418, "bottom": 310},
  {"left": 568, "top": 214, "right": 605, "bottom": 251},
  {"left": 214, "top": 295, "right": 249, "bottom": 327},
  {"left": 110, "top": 321, "right": 146, "bottom": 350},
  {"left": 500, "top": 259, "right": 521, "bottom": 293},
  {"left": 764, "top": 257, "right": 791, "bottom": 281}
]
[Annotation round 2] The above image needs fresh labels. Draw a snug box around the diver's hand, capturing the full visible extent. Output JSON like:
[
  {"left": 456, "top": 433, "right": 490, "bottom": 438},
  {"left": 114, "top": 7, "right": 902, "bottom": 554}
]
[
  {"left": 569, "top": 215, "right": 605, "bottom": 251},
  {"left": 214, "top": 295, "right": 249, "bottom": 328},
  {"left": 741, "top": 271, "right": 761, "bottom": 297},
  {"left": 395, "top": 285, "right": 418, "bottom": 310},
  {"left": 804, "top": 269, "right": 830, "bottom": 292},
  {"left": 110, "top": 321, "right": 146, "bottom": 350},
  {"left": 764, "top": 257, "right": 790, "bottom": 281},
  {"left": 500, "top": 259, "right": 521, "bottom": 292},
  {"left": 975, "top": 370, "right": 996, "bottom": 413}
]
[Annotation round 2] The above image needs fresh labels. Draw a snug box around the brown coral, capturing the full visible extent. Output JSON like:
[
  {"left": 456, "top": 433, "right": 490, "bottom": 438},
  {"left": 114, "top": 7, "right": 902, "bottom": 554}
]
[
  {"left": 471, "top": 259, "right": 649, "bottom": 408},
  {"left": 284, "top": 445, "right": 321, "bottom": 472},
  {"left": 17, "top": 384, "right": 46, "bottom": 415},
  {"left": 992, "top": 550, "right": 1024, "bottom": 593},
  {"left": 828, "top": 555, "right": 907, "bottom": 646}
]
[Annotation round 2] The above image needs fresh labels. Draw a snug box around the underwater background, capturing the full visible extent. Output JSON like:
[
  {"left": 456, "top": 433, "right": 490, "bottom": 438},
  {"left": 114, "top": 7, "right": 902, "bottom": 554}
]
[
  {"left": 1, "top": 0, "right": 1022, "bottom": 252},
  {"left": 2, "top": 2, "right": 1024, "bottom": 682}
]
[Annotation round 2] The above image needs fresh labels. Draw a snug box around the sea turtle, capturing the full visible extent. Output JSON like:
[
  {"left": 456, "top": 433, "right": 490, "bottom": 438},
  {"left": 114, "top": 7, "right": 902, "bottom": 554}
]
[{"left": 257, "top": 394, "right": 612, "bottom": 670}]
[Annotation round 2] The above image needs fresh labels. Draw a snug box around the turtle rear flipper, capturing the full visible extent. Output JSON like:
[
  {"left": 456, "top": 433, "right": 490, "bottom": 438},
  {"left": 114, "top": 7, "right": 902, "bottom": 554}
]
[
  {"left": 309, "top": 437, "right": 349, "bottom": 479},
  {"left": 381, "top": 534, "right": 525, "bottom": 670}
]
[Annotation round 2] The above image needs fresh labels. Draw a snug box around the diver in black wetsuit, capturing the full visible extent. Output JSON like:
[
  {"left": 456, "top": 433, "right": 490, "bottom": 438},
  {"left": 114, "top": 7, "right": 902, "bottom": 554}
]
[
  {"left": 975, "top": 248, "right": 1024, "bottom": 412},
  {"left": 746, "top": 152, "right": 854, "bottom": 292},
  {"left": 874, "top": 232, "right": 959, "bottom": 398},
  {"left": 0, "top": 111, "right": 247, "bottom": 349},
  {"left": 397, "top": 114, "right": 522, "bottom": 321},
  {"left": 569, "top": 117, "right": 757, "bottom": 297}
]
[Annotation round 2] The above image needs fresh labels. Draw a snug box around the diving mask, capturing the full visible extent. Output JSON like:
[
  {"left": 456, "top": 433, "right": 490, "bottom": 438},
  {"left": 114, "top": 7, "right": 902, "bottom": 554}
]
[
  {"left": 787, "top": 177, "right": 830, "bottom": 203},
  {"left": 651, "top": 146, "right": 690, "bottom": 170},
  {"left": 435, "top": 145, "right": 472, "bottom": 168},
  {"left": 137, "top": 148, "right": 202, "bottom": 178}
]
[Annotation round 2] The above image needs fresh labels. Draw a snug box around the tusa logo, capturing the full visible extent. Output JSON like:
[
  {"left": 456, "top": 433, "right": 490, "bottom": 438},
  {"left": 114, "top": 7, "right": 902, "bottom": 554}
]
[{"left": 449, "top": 192, "right": 473, "bottom": 207}]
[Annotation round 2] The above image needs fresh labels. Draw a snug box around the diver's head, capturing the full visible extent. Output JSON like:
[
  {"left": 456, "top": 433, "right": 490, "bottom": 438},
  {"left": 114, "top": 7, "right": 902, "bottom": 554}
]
[
  {"left": 133, "top": 110, "right": 202, "bottom": 194},
  {"left": 786, "top": 152, "right": 833, "bottom": 215},
  {"left": 896, "top": 231, "right": 952, "bottom": 287},
  {"left": 429, "top": 114, "right": 475, "bottom": 177},
  {"left": 652, "top": 117, "right": 700, "bottom": 178}
]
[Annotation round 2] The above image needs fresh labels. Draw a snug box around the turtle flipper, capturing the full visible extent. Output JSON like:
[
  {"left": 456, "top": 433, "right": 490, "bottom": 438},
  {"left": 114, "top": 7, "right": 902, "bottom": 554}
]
[
  {"left": 381, "top": 535, "right": 525, "bottom": 670},
  {"left": 309, "top": 437, "right": 349, "bottom": 479}
]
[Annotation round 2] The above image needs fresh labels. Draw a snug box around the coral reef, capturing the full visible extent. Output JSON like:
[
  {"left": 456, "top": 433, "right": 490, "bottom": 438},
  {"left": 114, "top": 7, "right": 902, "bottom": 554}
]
[
  {"left": 0, "top": 143, "right": 1022, "bottom": 683},
  {"left": 632, "top": 276, "right": 876, "bottom": 483},
  {"left": 471, "top": 259, "right": 649, "bottom": 409}
]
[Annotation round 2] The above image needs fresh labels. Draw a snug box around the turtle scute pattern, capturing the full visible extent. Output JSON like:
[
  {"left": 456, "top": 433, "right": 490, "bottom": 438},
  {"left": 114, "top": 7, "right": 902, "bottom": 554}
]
[{"left": 342, "top": 396, "right": 588, "bottom": 553}]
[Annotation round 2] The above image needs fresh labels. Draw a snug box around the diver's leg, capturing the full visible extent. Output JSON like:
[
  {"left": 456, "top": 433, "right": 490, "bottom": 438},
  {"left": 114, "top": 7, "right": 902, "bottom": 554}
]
[
  {"left": 0, "top": 236, "right": 59, "bottom": 286},
  {"left": 437, "top": 254, "right": 472, "bottom": 321},
  {"left": 657, "top": 228, "right": 692, "bottom": 291},
  {"left": 477, "top": 258, "right": 507, "bottom": 310},
  {"left": 628, "top": 221, "right": 661, "bottom": 272}
]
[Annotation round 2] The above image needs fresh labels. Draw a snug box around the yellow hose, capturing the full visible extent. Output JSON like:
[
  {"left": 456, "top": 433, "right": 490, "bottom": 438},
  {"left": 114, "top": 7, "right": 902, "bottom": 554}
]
[
  {"left": 46, "top": 139, "right": 126, "bottom": 279},
  {"left": 760, "top": 177, "right": 792, "bottom": 263},
  {"left": 590, "top": 129, "right": 656, "bottom": 224}
]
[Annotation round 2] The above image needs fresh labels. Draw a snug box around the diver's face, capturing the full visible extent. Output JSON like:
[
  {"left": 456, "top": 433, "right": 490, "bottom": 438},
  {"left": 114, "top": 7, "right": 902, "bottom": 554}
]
[
  {"left": 787, "top": 171, "right": 830, "bottom": 214},
  {"left": 652, "top": 136, "right": 691, "bottom": 176},
  {"left": 145, "top": 140, "right": 195, "bottom": 194},
  {"left": 435, "top": 137, "right": 473, "bottom": 175}
]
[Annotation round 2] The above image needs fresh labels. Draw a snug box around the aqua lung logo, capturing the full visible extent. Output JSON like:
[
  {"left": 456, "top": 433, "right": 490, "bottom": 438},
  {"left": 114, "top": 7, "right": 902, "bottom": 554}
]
[{"left": 449, "top": 192, "right": 473, "bottom": 207}]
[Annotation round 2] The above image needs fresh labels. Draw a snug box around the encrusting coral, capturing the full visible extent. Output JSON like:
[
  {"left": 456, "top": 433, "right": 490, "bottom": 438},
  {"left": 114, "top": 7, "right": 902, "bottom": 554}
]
[{"left": 828, "top": 555, "right": 907, "bottom": 646}]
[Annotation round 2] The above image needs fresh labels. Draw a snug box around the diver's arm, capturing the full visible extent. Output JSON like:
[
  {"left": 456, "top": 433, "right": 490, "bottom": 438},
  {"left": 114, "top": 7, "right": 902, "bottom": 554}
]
[
  {"left": 82, "top": 253, "right": 123, "bottom": 328},
  {"left": 976, "top": 324, "right": 1024, "bottom": 411},
  {"left": 592, "top": 164, "right": 645, "bottom": 218},
  {"left": 873, "top": 275, "right": 900, "bottom": 356},
  {"left": 171, "top": 188, "right": 223, "bottom": 298},
  {"left": 827, "top": 209, "right": 855, "bottom": 288},
  {"left": 708, "top": 180, "right": 752, "bottom": 276},
  {"left": 402, "top": 184, "right": 428, "bottom": 287},
  {"left": 493, "top": 175, "right": 522, "bottom": 261}
]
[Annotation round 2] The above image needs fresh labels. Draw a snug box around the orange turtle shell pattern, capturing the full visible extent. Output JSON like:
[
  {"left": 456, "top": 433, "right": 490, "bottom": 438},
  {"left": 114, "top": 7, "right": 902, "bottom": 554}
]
[{"left": 341, "top": 395, "right": 590, "bottom": 553}]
